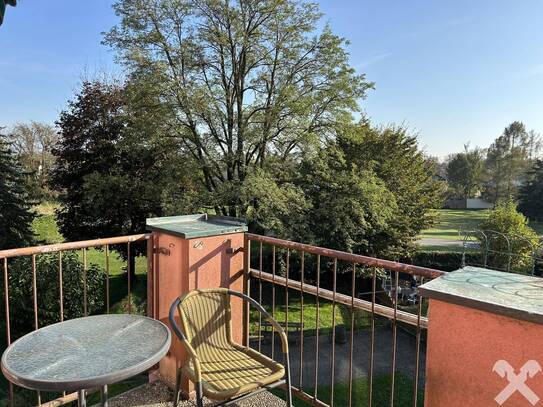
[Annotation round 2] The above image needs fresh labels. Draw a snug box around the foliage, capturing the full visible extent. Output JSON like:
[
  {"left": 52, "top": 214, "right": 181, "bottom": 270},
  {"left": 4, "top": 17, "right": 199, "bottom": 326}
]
[
  {"left": 446, "top": 144, "right": 485, "bottom": 199},
  {"left": 479, "top": 201, "right": 540, "bottom": 274},
  {"left": 518, "top": 160, "right": 543, "bottom": 221},
  {"left": 0, "top": 131, "right": 35, "bottom": 250},
  {"left": 240, "top": 166, "right": 310, "bottom": 239},
  {"left": 50, "top": 81, "right": 187, "bottom": 273},
  {"left": 484, "top": 122, "right": 541, "bottom": 202},
  {"left": 8, "top": 121, "right": 58, "bottom": 201},
  {"left": 278, "top": 373, "right": 424, "bottom": 407},
  {"left": 105, "top": 0, "right": 372, "bottom": 217},
  {"left": 5, "top": 252, "right": 105, "bottom": 337},
  {"left": 0, "top": 0, "right": 16, "bottom": 26},
  {"left": 320, "top": 123, "right": 445, "bottom": 258},
  {"left": 411, "top": 250, "right": 480, "bottom": 272},
  {"left": 297, "top": 142, "right": 397, "bottom": 256}
]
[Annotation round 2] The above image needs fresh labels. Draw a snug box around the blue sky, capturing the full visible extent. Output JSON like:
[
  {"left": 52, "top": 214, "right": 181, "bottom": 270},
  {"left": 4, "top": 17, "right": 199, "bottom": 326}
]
[{"left": 1, "top": 1, "right": 542, "bottom": 157}]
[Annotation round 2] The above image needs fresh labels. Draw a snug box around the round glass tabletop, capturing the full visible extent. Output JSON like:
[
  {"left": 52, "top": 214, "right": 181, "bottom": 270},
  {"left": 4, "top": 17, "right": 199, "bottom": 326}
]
[{"left": 1, "top": 314, "right": 171, "bottom": 392}]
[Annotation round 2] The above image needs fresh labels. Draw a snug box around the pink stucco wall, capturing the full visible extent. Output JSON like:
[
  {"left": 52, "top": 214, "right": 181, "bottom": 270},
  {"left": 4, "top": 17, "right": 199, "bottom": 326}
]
[
  {"left": 425, "top": 299, "right": 543, "bottom": 406},
  {"left": 151, "top": 231, "right": 245, "bottom": 396}
]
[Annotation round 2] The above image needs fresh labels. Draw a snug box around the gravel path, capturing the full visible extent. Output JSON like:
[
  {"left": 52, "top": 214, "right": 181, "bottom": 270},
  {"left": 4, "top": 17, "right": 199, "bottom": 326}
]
[{"left": 97, "top": 381, "right": 285, "bottom": 407}]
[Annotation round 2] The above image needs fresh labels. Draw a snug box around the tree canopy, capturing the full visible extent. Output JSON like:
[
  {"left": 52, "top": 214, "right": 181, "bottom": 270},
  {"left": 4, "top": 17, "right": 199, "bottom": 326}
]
[
  {"left": 0, "top": 130, "right": 34, "bottom": 250},
  {"left": 446, "top": 145, "right": 485, "bottom": 199},
  {"left": 8, "top": 121, "right": 58, "bottom": 200},
  {"left": 105, "top": 0, "right": 372, "bottom": 217},
  {"left": 50, "top": 81, "right": 189, "bottom": 273},
  {"left": 484, "top": 121, "right": 540, "bottom": 202},
  {"left": 479, "top": 201, "right": 539, "bottom": 274}
]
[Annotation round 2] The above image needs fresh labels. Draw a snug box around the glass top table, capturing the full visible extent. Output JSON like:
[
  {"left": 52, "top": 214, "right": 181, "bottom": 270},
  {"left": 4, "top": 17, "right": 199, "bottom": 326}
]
[{"left": 1, "top": 314, "right": 171, "bottom": 407}]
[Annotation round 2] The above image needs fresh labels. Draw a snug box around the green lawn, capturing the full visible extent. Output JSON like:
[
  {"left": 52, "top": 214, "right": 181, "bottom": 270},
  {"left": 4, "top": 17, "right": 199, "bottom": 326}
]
[
  {"left": 250, "top": 288, "right": 376, "bottom": 337},
  {"left": 418, "top": 209, "right": 543, "bottom": 252},
  {"left": 272, "top": 373, "right": 423, "bottom": 407},
  {"left": 421, "top": 209, "right": 489, "bottom": 240}
]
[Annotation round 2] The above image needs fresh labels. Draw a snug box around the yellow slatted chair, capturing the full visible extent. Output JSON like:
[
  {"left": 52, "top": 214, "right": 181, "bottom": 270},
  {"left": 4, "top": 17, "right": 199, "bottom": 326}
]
[{"left": 169, "top": 288, "right": 292, "bottom": 407}]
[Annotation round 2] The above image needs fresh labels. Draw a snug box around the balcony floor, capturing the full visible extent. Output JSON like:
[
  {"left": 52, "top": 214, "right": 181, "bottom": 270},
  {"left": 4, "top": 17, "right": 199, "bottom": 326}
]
[{"left": 101, "top": 381, "right": 285, "bottom": 406}]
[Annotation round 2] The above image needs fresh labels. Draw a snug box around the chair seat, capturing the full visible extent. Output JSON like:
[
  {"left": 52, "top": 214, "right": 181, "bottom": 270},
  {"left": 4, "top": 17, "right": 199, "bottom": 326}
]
[{"left": 183, "top": 344, "right": 285, "bottom": 400}]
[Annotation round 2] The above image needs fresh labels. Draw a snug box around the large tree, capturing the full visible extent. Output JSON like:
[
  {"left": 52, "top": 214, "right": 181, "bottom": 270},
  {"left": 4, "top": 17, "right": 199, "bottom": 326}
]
[
  {"left": 8, "top": 121, "right": 58, "bottom": 200},
  {"left": 485, "top": 121, "right": 540, "bottom": 202},
  {"left": 333, "top": 122, "right": 445, "bottom": 256},
  {"left": 105, "top": 0, "right": 371, "bottom": 217},
  {"left": 0, "top": 129, "right": 35, "bottom": 250},
  {"left": 50, "top": 81, "right": 186, "bottom": 276},
  {"left": 446, "top": 144, "right": 485, "bottom": 199}
]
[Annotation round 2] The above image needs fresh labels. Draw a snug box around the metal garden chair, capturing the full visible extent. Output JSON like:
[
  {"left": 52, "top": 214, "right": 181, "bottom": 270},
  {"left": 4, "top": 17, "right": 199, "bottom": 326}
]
[{"left": 169, "top": 288, "right": 293, "bottom": 407}]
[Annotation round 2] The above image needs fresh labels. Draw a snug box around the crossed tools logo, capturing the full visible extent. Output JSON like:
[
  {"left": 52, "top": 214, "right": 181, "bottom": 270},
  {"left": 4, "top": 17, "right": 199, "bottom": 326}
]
[{"left": 493, "top": 360, "right": 542, "bottom": 405}]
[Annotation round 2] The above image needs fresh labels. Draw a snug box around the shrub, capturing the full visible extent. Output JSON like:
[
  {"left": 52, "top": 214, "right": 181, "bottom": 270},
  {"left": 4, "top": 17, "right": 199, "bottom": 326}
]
[
  {"left": 4, "top": 252, "right": 105, "bottom": 338},
  {"left": 479, "top": 201, "right": 540, "bottom": 274},
  {"left": 410, "top": 251, "right": 481, "bottom": 272}
]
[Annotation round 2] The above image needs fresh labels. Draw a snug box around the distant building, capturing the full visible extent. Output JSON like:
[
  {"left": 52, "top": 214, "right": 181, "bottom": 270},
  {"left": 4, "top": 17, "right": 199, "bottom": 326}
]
[{"left": 444, "top": 198, "right": 494, "bottom": 210}]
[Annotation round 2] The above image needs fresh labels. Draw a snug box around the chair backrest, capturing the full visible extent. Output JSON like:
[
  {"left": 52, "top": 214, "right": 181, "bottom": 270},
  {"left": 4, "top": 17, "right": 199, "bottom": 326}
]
[{"left": 177, "top": 289, "right": 233, "bottom": 359}]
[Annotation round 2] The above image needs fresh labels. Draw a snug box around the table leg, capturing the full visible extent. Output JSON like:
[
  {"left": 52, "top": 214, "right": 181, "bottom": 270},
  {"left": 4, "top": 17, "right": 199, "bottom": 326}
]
[
  {"left": 78, "top": 389, "right": 86, "bottom": 407},
  {"left": 101, "top": 385, "right": 109, "bottom": 407}
]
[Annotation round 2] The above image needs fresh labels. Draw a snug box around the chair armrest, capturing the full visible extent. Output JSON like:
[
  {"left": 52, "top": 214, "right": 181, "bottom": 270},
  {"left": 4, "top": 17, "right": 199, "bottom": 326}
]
[
  {"left": 169, "top": 297, "right": 202, "bottom": 380},
  {"left": 227, "top": 290, "right": 290, "bottom": 355}
]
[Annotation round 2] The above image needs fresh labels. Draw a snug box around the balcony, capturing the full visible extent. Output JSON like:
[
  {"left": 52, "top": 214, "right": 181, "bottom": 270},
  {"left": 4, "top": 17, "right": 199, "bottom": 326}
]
[{"left": 1, "top": 227, "right": 542, "bottom": 407}]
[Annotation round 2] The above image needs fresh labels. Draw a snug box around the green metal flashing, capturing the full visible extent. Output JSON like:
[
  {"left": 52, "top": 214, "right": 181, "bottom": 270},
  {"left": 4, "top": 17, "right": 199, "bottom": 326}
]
[
  {"left": 419, "top": 266, "right": 543, "bottom": 325},
  {"left": 146, "top": 214, "right": 247, "bottom": 239}
]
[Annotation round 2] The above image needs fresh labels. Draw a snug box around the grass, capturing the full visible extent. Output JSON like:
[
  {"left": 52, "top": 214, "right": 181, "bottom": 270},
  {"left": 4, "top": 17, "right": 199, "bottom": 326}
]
[
  {"left": 419, "top": 209, "right": 489, "bottom": 241},
  {"left": 272, "top": 373, "right": 423, "bottom": 407},
  {"left": 32, "top": 202, "right": 63, "bottom": 244},
  {"left": 418, "top": 209, "right": 543, "bottom": 252},
  {"left": 250, "top": 288, "right": 376, "bottom": 337}
]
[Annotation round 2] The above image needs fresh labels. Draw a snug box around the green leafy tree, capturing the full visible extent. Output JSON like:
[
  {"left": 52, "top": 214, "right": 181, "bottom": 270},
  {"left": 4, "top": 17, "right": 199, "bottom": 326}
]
[
  {"left": 297, "top": 144, "right": 397, "bottom": 256},
  {"left": 0, "top": 130, "right": 35, "bottom": 250},
  {"left": 300, "top": 122, "right": 443, "bottom": 258},
  {"left": 485, "top": 122, "right": 540, "bottom": 202},
  {"left": 335, "top": 123, "right": 445, "bottom": 256},
  {"left": 518, "top": 160, "right": 543, "bottom": 221},
  {"left": 479, "top": 201, "right": 539, "bottom": 274},
  {"left": 446, "top": 145, "right": 485, "bottom": 199},
  {"left": 50, "top": 81, "right": 185, "bottom": 277},
  {"left": 105, "top": 0, "right": 372, "bottom": 217}
]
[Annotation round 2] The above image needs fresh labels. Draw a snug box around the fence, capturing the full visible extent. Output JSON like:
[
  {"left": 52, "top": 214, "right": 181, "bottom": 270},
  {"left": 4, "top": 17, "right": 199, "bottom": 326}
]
[
  {"left": 244, "top": 233, "right": 444, "bottom": 407},
  {"left": 0, "top": 234, "right": 152, "bottom": 407}
]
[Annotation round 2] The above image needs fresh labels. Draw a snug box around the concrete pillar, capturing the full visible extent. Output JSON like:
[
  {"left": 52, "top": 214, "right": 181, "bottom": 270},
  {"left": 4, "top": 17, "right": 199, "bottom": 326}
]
[
  {"left": 146, "top": 214, "right": 247, "bottom": 397},
  {"left": 420, "top": 266, "right": 543, "bottom": 407}
]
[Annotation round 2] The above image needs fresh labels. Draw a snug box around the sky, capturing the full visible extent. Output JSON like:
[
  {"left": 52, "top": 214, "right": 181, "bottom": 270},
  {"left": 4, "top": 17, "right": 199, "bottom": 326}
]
[{"left": 1, "top": 1, "right": 542, "bottom": 158}]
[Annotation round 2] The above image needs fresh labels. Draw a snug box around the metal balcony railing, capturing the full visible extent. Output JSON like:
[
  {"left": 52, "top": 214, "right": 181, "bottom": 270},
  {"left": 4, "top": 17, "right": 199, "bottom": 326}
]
[
  {"left": 1, "top": 231, "right": 445, "bottom": 407},
  {"left": 244, "top": 233, "right": 444, "bottom": 407},
  {"left": 0, "top": 234, "right": 153, "bottom": 407}
]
